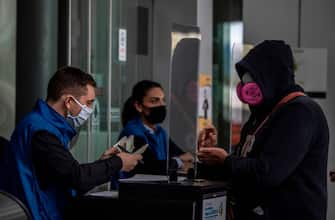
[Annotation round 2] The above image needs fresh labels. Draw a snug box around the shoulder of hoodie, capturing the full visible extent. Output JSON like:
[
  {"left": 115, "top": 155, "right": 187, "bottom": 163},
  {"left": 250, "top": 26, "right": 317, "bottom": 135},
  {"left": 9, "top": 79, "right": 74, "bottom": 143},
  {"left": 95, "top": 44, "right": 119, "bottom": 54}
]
[{"left": 271, "top": 95, "right": 326, "bottom": 124}]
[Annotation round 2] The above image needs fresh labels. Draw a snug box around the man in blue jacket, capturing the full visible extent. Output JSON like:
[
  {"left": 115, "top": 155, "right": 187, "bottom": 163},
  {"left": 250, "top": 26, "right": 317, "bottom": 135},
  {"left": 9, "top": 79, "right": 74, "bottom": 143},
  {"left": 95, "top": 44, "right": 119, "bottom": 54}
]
[
  {"left": 2, "top": 67, "right": 142, "bottom": 220},
  {"left": 198, "top": 40, "right": 329, "bottom": 220}
]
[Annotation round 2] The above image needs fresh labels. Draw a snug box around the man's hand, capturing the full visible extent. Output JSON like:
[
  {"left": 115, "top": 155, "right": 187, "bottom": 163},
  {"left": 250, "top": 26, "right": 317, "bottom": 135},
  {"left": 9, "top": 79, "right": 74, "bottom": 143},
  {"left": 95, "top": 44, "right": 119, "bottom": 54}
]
[
  {"left": 118, "top": 153, "right": 143, "bottom": 172},
  {"left": 198, "top": 126, "right": 217, "bottom": 149},
  {"left": 197, "top": 147, "right": 228, "bottom": 165},
  {"left": 179, "top": 152, "right": 194, "bottom": 163},
  {"left": 100, "top": 147, "right": 120, "bottom": 160},
  {"left": 180, "top": 161, "right": 194, "bottom": 173}
]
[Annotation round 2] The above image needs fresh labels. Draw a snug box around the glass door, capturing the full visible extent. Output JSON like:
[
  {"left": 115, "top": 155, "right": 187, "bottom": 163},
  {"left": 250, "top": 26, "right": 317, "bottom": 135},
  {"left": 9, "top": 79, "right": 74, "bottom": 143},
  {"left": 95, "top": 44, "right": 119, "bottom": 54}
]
[
  {"left": 68, "top": 0, "right": 154, "bottom": 162},
  {"left": 68, "top": 0, "right": 111, "bottom": 162},
  {"left": 0, "top": 0, "right": 16, "bottom": 139},
  {"left": 68, "top": 0, "right": 90, "bottom": 162}
]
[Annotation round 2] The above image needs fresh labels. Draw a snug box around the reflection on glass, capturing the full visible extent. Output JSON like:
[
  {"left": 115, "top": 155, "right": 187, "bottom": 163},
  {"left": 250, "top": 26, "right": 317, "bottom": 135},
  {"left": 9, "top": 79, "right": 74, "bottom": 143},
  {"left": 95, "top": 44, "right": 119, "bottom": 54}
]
[
  {"left": 231, "top": 42, "right": 253, "bottom": 150},
  {"left": 0, "top": 0, "right": 16, "bottom": 139},
  {"left": 70, "top": 0, "right": 89, "bottom": 70},
  {"left": 110, "top": 0, "right": 155, "bottom": 147},
  {"left": 69, "top": 0, "right": 113, "bottom": 163},
  {"left": 168, "top": 24, "right": 201, "bottom": 178},
  {"left": 90, "top": 0, "right": 110, "bottom": 160},
  {"left": 69, "top": 0, "right": 89, "bottom": 162},
  {"left": 213, "top": 21, "right": 244, "bottom": 151}
]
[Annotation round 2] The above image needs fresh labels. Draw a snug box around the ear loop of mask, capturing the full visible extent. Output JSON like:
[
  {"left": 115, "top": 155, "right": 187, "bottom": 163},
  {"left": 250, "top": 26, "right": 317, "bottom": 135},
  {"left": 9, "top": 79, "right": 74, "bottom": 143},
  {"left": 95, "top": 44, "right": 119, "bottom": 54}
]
[{"left": 71, "top": 97, "right": 92, "bottom": 112}]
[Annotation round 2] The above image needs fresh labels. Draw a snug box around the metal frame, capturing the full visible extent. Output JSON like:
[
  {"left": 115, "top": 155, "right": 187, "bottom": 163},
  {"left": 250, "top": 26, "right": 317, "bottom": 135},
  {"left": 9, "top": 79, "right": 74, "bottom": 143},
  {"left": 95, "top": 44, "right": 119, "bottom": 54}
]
[
  {"left": 87, "top": 0, "right": 92, "bottom": 162},
  {"left": 68, "top": 0, "right": 72, "bottom": 65},
  {"left": 107, "top": 0, "right": 113, "bottom": 147}
]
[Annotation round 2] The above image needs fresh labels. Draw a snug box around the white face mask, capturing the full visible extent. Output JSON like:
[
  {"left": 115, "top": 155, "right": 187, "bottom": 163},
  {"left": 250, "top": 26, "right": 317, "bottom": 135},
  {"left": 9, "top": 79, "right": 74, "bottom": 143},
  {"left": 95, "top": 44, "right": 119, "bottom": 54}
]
[{"left": 67, "top": 97, "right": 93, "bottom": 128}]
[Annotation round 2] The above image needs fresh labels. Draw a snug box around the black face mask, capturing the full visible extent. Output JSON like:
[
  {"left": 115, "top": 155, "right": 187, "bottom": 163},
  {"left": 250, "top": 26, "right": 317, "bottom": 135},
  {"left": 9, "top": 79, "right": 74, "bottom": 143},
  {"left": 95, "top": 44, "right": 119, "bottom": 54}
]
[{"left": 143, "top": 105, "right": 167, "bottom": 124}]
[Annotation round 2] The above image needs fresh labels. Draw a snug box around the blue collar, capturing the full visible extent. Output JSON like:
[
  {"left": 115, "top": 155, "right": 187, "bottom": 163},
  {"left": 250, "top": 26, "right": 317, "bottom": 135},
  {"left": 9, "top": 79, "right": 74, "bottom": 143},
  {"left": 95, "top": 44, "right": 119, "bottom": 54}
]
[
  {"left": 133, "top": 117, "right": 163, "bottom": 135},
  {"left": 34, "top": 99, "right": 77, "bottom": 139}
]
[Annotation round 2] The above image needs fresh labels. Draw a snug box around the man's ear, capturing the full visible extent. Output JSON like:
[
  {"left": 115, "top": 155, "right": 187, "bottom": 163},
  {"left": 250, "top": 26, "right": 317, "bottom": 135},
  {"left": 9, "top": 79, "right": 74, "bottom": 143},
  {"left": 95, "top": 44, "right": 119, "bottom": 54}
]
[
  {"left": 134, "top": 101, "right": 143, "bottom": 113},
  {"left": 63, "top": 95, "right": 73, "bottom": 110}
]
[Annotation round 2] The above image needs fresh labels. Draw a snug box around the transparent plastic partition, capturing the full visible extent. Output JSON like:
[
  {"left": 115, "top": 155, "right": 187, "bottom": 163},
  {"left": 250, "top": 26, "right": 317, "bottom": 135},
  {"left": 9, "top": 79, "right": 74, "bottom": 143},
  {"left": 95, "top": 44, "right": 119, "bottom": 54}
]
[
  {"left": 230, "top": 43, "right": 254, "bottom": 152},
  {"left": 167, "top": 24, "right": 201, "bottom": 180}
]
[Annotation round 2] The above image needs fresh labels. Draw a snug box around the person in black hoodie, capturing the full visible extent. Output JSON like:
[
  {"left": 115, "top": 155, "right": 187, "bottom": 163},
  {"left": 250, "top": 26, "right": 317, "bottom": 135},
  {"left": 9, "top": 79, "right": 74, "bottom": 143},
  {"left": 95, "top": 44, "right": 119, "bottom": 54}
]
[{"left": 197, "top": 40, "right": 329, "bottom": 220}]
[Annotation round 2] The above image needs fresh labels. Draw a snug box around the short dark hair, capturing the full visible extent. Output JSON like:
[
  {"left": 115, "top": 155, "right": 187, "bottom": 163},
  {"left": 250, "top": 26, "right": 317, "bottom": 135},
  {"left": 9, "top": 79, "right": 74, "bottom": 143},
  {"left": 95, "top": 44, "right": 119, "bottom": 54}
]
[{"left": 47, "top": 66, "right": 96, "bottom": 101}]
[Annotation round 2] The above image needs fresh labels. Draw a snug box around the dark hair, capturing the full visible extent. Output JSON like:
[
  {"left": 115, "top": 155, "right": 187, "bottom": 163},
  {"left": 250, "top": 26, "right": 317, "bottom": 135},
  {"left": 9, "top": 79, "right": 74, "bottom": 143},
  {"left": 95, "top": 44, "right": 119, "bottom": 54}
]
[
  {"left": 46, "top": 66, "right": 96, "bottom": 101},
  {"left": 121, "top": 80, "right": 162, "bottom": 126}
]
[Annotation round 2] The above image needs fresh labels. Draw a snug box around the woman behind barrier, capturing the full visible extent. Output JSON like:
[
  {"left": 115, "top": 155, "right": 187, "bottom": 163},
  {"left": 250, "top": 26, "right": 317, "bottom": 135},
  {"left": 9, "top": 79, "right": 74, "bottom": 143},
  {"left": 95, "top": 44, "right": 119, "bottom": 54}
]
[{"left": 119, "top": 80, "right": 193, "bottom": 175}]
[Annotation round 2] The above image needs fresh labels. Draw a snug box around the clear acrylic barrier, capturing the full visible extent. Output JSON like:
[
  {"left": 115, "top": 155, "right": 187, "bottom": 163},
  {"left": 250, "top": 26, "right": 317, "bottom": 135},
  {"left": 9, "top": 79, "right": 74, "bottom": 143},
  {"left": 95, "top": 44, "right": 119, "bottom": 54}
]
[
  {"left": 167, "top": 24, "right": 201, "bottom": 179},
  {"left": 230, "top": 43, "right": 254, "bottom": 151}
]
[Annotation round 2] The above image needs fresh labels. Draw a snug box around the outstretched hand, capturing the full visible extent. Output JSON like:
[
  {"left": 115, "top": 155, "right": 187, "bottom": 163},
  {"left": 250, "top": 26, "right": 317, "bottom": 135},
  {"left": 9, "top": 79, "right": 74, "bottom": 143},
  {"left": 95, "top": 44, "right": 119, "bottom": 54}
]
[
  {"left": 198, "top": 126, "right": 217, "bottom": 149},
  {"left": 197, "top": 147, "right": 228, "bottom": 165}
]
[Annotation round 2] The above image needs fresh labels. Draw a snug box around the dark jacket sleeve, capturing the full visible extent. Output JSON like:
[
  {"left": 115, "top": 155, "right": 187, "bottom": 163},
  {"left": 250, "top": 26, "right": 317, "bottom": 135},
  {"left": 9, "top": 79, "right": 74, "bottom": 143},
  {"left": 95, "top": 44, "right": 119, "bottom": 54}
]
[
  {"left": 131, "top": 136, "right": 168, "bottom": 175},
  {"left": 222, "top": 102, "right": 314, "bottom": 194},
  {"left": 169, "top": 139, "right": 185, "bottom": 157},
  {"left": 31, "top": 130, "right": 122, "bottom": 193}
]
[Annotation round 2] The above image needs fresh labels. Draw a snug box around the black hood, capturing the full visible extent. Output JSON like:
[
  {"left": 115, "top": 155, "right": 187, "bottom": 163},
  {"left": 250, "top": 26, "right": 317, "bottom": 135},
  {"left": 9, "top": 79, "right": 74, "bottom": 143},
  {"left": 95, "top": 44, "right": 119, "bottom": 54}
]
[{"left": 235, "top": 40, "right": 304, "bottom": 114}]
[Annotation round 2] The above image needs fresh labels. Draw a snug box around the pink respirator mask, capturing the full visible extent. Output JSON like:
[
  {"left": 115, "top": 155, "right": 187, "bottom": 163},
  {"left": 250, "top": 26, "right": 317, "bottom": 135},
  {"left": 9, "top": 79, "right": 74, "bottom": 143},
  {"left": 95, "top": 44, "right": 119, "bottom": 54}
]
[{"left": 236, "top": 73, "right": 263, "bottom": 106}]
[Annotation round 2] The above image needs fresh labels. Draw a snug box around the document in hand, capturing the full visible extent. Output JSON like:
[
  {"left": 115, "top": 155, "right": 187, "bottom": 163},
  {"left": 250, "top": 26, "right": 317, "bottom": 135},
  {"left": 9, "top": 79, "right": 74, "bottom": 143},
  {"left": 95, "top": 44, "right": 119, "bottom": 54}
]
[
  {"left": 133, "top": 144, "right": 148, "bottom": 154},
  {"left": 113, "top": 136, "right": 148, "bottom": 155}
]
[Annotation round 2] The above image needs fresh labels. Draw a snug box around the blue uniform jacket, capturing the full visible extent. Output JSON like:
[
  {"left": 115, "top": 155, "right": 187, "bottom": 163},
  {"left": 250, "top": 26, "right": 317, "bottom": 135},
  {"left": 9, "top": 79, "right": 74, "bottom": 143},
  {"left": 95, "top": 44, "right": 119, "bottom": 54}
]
[
  {"left": 119, "top": 117, "right": 167, "bottom": 160},
  {"left": 3, "top": 99, "right": 76, "bottom": 220}
]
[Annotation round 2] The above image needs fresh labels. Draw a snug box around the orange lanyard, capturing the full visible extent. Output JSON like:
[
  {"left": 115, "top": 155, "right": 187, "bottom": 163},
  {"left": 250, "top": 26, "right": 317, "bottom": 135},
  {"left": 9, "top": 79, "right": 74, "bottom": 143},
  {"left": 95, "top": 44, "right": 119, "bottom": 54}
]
[
  {"left": 252, "top": 92, "right": 306, "bottom": 136},
  {"left": 241, "top": 92, "right": 306, "bottom": 157}
]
